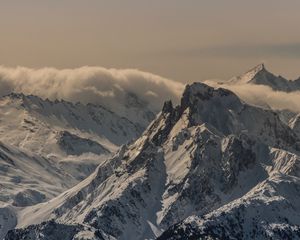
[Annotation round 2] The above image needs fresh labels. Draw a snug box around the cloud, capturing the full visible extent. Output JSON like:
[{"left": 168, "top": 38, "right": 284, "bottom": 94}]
[
  {"left": 0, "top": 66, "right": 184, "bottom": 112},
  {"left": 204, "top": 79, "right": 300, "bottom": 113},
  {"left": 2, "top": 65, "right": 299, "bottom": 119}
]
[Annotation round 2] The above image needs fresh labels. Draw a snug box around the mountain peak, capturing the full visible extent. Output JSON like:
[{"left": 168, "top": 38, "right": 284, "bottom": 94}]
[
  {"left": 3, "top": 92, "right": 26, "bottom": 100},
  {"left": 248, "top": 63, "right": 266, "bottom": 74},
  {"left": 5, "top": 78, "right": 300, "bottom": 240},
  {"left": 162, "top": 100, "right": 174, "bottom": 113},
  {"left": 183, "top": 82, "right": 214, "bottom": 95},
  {"left": 180, "top": 83, "right": 212, "bottom": 111},
  {"left": 230, "top": 64, "right": 300, "bottom": 92},
  {"left": 181, "top": 82, "right": 236, "bottom": 109},
  {"left": 231, "top": 63, "right": 270, "bottom": 84}
]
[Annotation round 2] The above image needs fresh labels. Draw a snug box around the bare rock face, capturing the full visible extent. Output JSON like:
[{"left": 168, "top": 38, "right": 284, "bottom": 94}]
[
  {"left": 56, "top": 131, "right": 110, "bottom": 156},
  {"left": 5, "top": 83, "right": 300, "bottom": 240},
  {"left": 12, "top": 189, "right": 46, "bottom": 207},
  {"left": 290, "top": 114, "right": 300, "bottom": 137}
]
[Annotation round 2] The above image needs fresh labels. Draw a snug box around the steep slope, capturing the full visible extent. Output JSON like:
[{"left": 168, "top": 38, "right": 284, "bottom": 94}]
[
  {"left": 0, "top": 93, "right": 145, "bottom": 238},
  {"left": 289, "top": 114, "right": 300, "bottom": 138},
  {"left": 0, "top": 93, "right": 143, "bottom": 194},
  {"left": 0, "top": 142, "right": 79, "bottom": 207},
  {"left": 5, "top": 83, "right": 300, "bottom": 240},
  {"left": 56, "top": 131, "right": 110, "bottom": 156},
  {"left": 0, "top": 92, "right": 142, "bottom": 199},
  {"left": 158, "top": 173, "right": 300, "bottom": 240},
  {"left": 230, "top": 63, "right": 300, "bottom": 92},
  {"left": 0, "top": 141, "right": 86, "bottom": 240}
]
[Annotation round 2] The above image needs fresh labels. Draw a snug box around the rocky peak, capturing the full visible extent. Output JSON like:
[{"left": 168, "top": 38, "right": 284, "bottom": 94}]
[
  {"left": 230, "top": 63, "right": 276, "bottom": 85},
  {"left": 229, "top": 64, "right": 300, "bottom": 92},
  {"left": 248, "top": 63, "right": 266, "bottom": 74},
  {"left": 162, "top": 100, "right": 174, "bottom": 114},
  {"left": 181, "top": 83, "right": 237, "bottom": 107},
  {"left": 181, "top": 83, "right": 213, "bottom": 111},
  {"left": 3, "top": 92, "right": 26, "bottom": 100},
  {"left": 149, "top": 82, "right": 297, "bottom": 149},
  {"left": 148, "top": 83, "right": 244, "bottom": 145}
]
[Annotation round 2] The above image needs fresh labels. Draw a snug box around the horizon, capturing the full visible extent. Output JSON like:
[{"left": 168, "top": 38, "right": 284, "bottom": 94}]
[
  {"left": 0, "top": 62, "right": 299, "bottom": 83},
  {"left": 1, "top": 1, "right": 300, "bottom": 82}
]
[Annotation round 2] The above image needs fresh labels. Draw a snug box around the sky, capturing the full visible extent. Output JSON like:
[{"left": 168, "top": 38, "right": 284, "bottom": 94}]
[{"left": 1, "top": 0, "right": 300, "bottom": 82}]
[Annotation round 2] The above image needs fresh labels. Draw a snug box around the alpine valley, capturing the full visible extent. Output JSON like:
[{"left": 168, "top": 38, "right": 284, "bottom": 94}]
[{"left": 2, "top": 66, "right": 300, "bottom": 240}]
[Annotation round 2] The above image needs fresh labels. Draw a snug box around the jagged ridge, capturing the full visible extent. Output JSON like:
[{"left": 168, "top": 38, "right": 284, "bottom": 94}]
[
  {"left": 230, "top": 64, "right": 300, "bottom": 92},
  {"left": 4, "top": 82, "right": 300, "bottom": 240}
]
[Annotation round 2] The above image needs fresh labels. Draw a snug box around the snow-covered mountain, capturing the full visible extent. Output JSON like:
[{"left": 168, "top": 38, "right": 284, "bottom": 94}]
[
  {"left": 0, "top": 93, "right": 147, "bottom": 239},
  {"left": 158, "top": 173, "right": 300, "bottom": 240},
  {"left": 206, "top": 63, "right": 300, "bottom": 126},
  {"left": 5, "top": 82, "right": 300, "bottom": 239},
  {"left": 0, "top": 93, "right": 142, "bottom": 156},
  {"left": 230, "top": 63, "right": 300, "bottom": 92},
  {"left": 0, "top": 92, "right": 143, "bottom": 184}
]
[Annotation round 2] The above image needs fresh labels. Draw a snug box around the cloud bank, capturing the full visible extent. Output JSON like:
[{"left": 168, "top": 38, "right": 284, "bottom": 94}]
[
  {"left": 1, "top": 65, "right": 300, "bottom": 119},
  {"left": 204, "top": 79, "right": 300, "bottom": 113},
  {"left": 0, "top": 66, "right": 184, "bottom": 112}
]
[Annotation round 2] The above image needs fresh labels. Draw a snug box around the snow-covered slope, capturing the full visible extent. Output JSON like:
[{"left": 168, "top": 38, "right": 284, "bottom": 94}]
[
  {"left": 0, "top": 141, "right": 79, "bottom": 207},
  {"left": 0, "top": 92, "right": 143, "bottom": 191},
  {"left": 230, "top": 63, "right": 300, "bottom": 92},
  {"left": 0, "top": 140, "right": 91, "bottom": 239},
  {"left": 0, "top": 92, "right": 142, "bottom": 198},
  {"left": 5, "top": 82, "right": 300, "bottom": 240},
  {"left": 0, "top": 93, "right": 146, "bottom": 239},
  {"left": 158, "top": 173, "right": 300, "bottom": 240},
  {"left": 0, "top": 93, "right": 141, "bottom": 156}
]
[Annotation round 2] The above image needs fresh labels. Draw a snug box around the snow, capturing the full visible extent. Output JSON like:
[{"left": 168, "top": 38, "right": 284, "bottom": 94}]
[
  {"left": 0, "top": 93, "right": 148, "bottom": 238},
  {"left": 3, "top": 82, "right": 300, "bottom": 239},
  {"left": 230, "top": 63, "right": 266, "bottom": 84},
  {"left": 230, "top": 63, "right": 300, "bottom": 92},
  {"left": 0, "top": 93, "right": 141, "bottom": 156}
]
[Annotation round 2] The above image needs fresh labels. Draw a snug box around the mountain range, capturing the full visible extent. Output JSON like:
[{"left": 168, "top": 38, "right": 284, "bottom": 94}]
[
  {"left": 0, "top": 92, "right": 153, "bottom": 239},
  {"left": 1, "top": 65, "right": 300, "bottom": 239}
]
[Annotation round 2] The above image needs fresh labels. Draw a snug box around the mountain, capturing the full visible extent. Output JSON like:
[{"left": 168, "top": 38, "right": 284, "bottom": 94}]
[
  {"left": 5, "top": 82, "right": 300, "bottom": 239},
  {"left": 0, "top": 93, "right": 142, "bottom": 156},
  {"left": 0, "top": 93, "right": 146, "bottom": 239},
  {"left": 0, "top": 92, "right": 143, "bottom": 185},
  {"left": 229, "top": 63, "right": 300, "bottom": 92},
  {"left": 0, "top": 141, "right": 81, "bottom": 206},
  {"left": 0, "top": 140, "right": 84, "bottom": 240},
  {"left": 158, "top": 173, "right": 300, "bottom": 240}
]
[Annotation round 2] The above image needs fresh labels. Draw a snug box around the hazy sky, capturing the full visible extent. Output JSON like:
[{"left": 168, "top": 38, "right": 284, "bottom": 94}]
[{"left": 1, "top": 0, "right": 300, "bottom": 82}]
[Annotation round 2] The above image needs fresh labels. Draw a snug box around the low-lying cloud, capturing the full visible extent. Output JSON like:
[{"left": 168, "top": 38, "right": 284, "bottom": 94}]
[
  {"left": 2, "top": 65, "right": 300, "bottom": 118},
  {"left": 0, "top": 66, "right": 184, "bottom": 112},
  {"left": 204, "top": 79, "right": 300, "bottom": 113}
]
